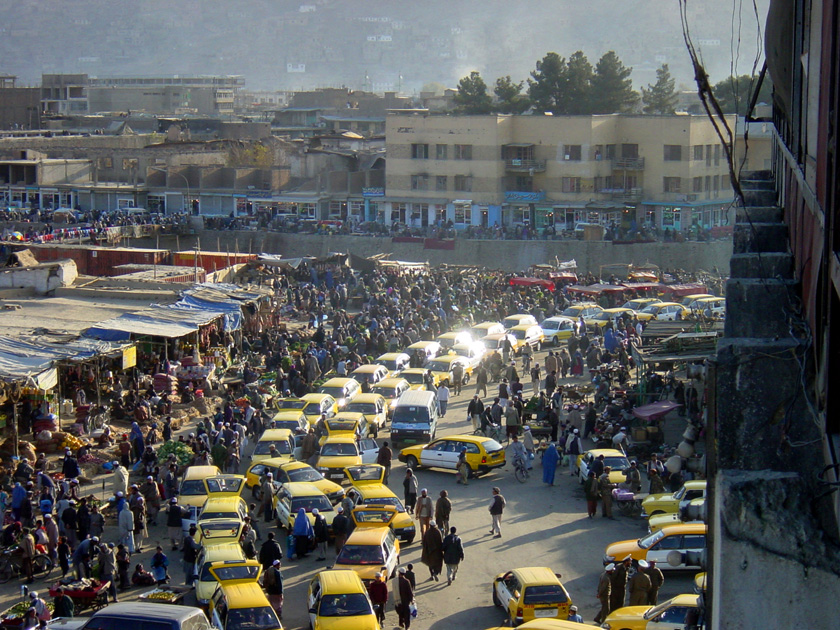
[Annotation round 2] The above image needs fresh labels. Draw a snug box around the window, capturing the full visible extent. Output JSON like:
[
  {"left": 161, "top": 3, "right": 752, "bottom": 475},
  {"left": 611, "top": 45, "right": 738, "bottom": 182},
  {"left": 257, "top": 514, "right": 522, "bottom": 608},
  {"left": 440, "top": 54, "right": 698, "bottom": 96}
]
[
  {"left": 693, "top": 177, "right": 703, "bottom": 193},
  {"left": 410, "top": 174, "right": 428, "bottom": 190},
  {"left": 705, "top": 144, "right": 712, "bottom": 166},
  {"left": 561, "top": 177, "right": 581, "bottom": 193},
  {"left": 435, "top": 205, "right": 446, "bottom": 222},
  {"left": 664, "top": 145, "right": 683, "bottom": 161},
  {"left": 564, "top": 145, "right": 582, "bottom": 161},
  {"left": 514, "top": 176, "right": 533, "bottom": 192},
  {"left": 713, "top": 175, "right": 720, "bottom": 191},
  {"left": 435, "top": 144, "right": 448, "bottom": 160},
  {"left": 605, "top": 144, "right": 617, "bottom": 160},
  {"left": 659, "top": 606, "right": 692, "bottom": 624},
  {"left": 436, "top": 175, "right": 447, "bottom": 191},
  {"left": 454, "top": 144, "right": 473, "bottom": 160},
  {"left": 97, "top": 157, "right": 112, "bottom": 169},
  {"left": 300, "top": 203, "right": 316, "bottom": 219},
  {"left": 122, "top": 158, "right": 138, "bottom": 171},
  {"left": 350, "top": 201, "right": 363, "bottom": 217},
  {"left": 454, "top": 175, "right": 472, "bottom": 192},
  {"left": 693, "top": 145, "right": 704, "bottom": 160},
  {"left": 713, "top": 144, "right": 720, "bottom": 165},
  {"left": 454, "top": 203, "right": 471, "bottom": 224},
  {"left": 652, "top": 534, "right": 683, "bottom": 550},
  {"left": 411, "top": 143, "right": 429, "bottom": 159},
  {"left": 705, "top": 176, "right": 711, "bottom": 192},
  {"left": 682, "top": 535, "right": 706, "bottom": 548},
  {"left": 621, "top": 144, "right": 639, "bottom": 158},
  {"left": 663, "top": 177, "right": 682, "bottom": 193}
]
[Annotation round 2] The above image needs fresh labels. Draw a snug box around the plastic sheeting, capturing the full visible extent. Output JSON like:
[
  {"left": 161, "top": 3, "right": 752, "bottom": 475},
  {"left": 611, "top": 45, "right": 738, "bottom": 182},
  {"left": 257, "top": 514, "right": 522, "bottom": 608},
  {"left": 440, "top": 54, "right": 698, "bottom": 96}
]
[
  {"left": 85, "top": 304, "right": 225, "bottom": 341},
  {"left": 0, "top": 335, "right": 132, "bottom": 383}
]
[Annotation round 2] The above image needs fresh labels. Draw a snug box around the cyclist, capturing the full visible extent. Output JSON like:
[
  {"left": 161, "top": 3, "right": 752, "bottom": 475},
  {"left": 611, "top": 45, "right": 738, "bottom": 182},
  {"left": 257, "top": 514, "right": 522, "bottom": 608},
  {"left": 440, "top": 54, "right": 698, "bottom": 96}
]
[{"left": 508, "top": 435, "right": 528, "bottom": 475}]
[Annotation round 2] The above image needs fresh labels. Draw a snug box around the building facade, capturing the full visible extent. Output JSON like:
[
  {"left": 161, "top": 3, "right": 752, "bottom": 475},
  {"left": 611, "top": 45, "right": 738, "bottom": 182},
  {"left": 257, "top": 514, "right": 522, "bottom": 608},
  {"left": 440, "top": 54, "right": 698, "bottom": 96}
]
[
  {"left": 383, "top": 113, "right": 739, "bottom": 234},
  {"left": 41, "top": 74, "right": 244, "bottom": 117}
]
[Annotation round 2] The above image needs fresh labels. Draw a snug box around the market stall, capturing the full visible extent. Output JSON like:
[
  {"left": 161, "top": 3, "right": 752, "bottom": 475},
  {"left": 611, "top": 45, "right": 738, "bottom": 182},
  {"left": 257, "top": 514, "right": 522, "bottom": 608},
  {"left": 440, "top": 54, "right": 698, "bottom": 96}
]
[{"left": 48, "top": 578, "right": 111, "bottom": 613}]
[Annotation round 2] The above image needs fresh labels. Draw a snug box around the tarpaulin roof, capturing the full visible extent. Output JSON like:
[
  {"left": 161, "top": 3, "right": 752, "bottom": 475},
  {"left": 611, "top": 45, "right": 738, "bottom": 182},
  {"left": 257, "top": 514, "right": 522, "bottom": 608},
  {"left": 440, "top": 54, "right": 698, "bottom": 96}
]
[
  {"left": 567, "top": 283, "right": 627, "bottom": 295},
  {"left": 176, "top": 283, "right": 271, "bottom": 331},
  {"left": 632, "top": 400, "right": 681, "bottom": 421},
  {"left": 509, "top": 277, "right": 555, "bottom": 289},
  {"left": 0, "top": 335, "right": 132, "bottom": 384},
  {"left": 84, "top": 304, "right": 225, "bottom": 341}
]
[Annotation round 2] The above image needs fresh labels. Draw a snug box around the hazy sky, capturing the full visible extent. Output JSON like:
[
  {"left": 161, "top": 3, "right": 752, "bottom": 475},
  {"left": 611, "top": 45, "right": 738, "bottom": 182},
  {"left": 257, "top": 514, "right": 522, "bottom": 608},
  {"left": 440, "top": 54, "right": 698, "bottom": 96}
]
[{"left": 0, "top": 0, "right": 769, "bottom": 92}]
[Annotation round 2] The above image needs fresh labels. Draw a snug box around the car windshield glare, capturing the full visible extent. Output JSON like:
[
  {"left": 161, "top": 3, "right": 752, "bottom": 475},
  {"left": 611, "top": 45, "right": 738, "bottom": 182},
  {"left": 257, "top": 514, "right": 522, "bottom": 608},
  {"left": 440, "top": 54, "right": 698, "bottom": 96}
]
[
  {"left": 206, "top": 478, "right": 244, "bottom": 493},
  {"left": 278, "top": 400, "right": 307, "bottom": 410},
  {"left": 336, "top": 544, "right": 384, "bottom": 565},
  {"left": 523, "top": 584, "right": 568, "bottom": 605},
  {"left": 290, "top": 496, "right": 331, "bottom": 512},
  {"left": 226, "top": 606, "right": 281, "bottom": 630},
  {"left": 605, "top": 456, "right": 630, "bottom": 470},
  {"left": 639, "top": 529, "right": 665, "bottom": 549},
  {"left": 401, "top": 373, "right": 424, "bottom": 384},
  {"left": 345, "top": 403, "right": 377, "bottom": 414},
  {"left": 318, "top": 593, "right": 373, "bottom": 617},
  {"left": 322, "top": 443, "right": 358, "bottom": 456},
  {"left": 255, "top": 441, "right": 291, "bottom": 455},
  {"left": 327, "top": 421, "right": 358, "bottom": 432},
  {"left": 180, "top": 480, "right": 204, "bottom": 496},
  {"left": 287, "top": 468, "right": 321, "bottom": 482},
  {"left": 644, "top": 600, "right": 672, "bottom": 620},
  {"left": 363, "top": 496, "right": 404, "bottom": 512}
]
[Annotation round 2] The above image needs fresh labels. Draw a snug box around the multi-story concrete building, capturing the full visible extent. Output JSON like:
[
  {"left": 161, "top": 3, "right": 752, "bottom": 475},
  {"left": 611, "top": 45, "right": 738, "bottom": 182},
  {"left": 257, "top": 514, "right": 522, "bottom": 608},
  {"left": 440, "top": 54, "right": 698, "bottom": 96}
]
[
  {"left": 0, "top": 76, "right": 41, "bottom": 130},
  {"left": 41, "top": 74, "right": 244, "bottom": 117},
  {"left": 383, "top": 113, "right": 739, "bottom": 234}
]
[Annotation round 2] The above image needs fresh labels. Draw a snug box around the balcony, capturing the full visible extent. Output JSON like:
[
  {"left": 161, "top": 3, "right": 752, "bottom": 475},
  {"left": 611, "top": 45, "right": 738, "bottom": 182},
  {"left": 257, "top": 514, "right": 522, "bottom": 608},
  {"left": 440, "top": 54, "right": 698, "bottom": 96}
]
[
  {"left": 504, "top": 190, "right": 546, "bottom": 202},
  {"left": 612, "top": 157, "right": 646, "bottom": 170},
  {"left": 504, "top": 159, "right": 547, "bottom": 173},
  {"left": 599, "top": 187, "right": 643, "bottom": 202}
]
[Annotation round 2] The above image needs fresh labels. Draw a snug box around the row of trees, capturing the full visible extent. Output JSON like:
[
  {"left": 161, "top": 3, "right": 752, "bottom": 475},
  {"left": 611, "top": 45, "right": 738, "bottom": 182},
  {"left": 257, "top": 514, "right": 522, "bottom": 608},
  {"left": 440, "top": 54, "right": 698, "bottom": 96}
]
[{"left": 452, "top": 49, "right": 769, "bottom": 117}]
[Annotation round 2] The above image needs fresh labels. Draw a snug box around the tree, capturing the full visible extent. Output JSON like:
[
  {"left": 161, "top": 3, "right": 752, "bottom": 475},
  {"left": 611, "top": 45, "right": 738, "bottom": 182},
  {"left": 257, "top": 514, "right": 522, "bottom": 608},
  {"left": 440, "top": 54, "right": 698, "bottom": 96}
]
[
  {"left": 590, "top": 51, "right": 639, "bottom": 114},
  {"left": 453, "top": 71, "right": 493, "bottom": 114},
  {"left": 494, "top": 75, "right": 530, "bottom": 114},
  {"left": 711, "top": 74, "right": 773, "bottom": 115},
  {"left": 564, "top": 51, "right": 594, "bottom": 114},
  {"left": 641, "top": 64, "right": 679, "bottom": 114},
  {"left": 527, "top": 52, "right": 568, "bottom": 113}
]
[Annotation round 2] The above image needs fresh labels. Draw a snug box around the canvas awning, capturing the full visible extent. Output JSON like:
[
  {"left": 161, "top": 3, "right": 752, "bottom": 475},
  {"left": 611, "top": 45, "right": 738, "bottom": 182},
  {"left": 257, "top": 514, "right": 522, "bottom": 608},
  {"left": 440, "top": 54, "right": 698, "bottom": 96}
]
[{"left": 85, "top": 304, "right": 224, "bottom": 341}]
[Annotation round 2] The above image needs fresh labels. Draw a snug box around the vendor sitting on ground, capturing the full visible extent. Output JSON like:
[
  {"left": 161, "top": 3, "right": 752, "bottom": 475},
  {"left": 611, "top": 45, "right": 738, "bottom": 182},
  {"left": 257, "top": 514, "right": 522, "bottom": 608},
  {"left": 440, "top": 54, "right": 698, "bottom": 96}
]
[{"left": 131, "top": 563, "right": 156, "bottom": 586}]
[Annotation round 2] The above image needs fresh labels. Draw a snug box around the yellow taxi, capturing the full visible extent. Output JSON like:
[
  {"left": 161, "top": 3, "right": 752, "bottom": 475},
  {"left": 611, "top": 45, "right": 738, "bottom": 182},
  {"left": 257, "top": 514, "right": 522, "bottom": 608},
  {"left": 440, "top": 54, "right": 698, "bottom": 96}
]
[
  {"left": 587, "top": 308, "right": 636, "bottom": 329},
  {"left": 244, "top": 459, "right": 345, "bottom": 504},
  {"left": 178, "top": 465, "right": 223, "bottom": 512},
  {"left": 319, "top": 377, "right": 361, "bottom": 409},
  {"left": 398, "top": 434, "right": 505, "bottom": 477},
  {"left": 492, "top": 567, "right": 573, "bottom": 627},
  {"left": 375, "top": 352, "right": 411, "bottom": 377},
  {"left": 450, "top": 341, "right": 486, "bottom": 370},
  {"left": 481, "top": 333, "right": 518, "bottom": 353},
  {"left": 299, "top": 393, "right": 339, "bottom": 423},
  {"left": 423, "top": 354, "right": 472, "bottom": 386},
  {"left": 397, "top": 368, "right": 435, "bottom": 391},
  {"left": 680, "top": 293, "right": 714, "bottom": 308},
  {"left": 270, "top": 409, "right": 309, "bottom": 434},
  {"left": 316, "top": 436, "right": 380, "bottom": 483},
  {"left": 508, "top": 324, "right": 545, "bottom": 353},
  {"left": 207, "top": 561, "right": 281, "bottom": 630},
  {"left": 406, "top": 340, "right": 442, "bottom": 365},
  {"left": 489, "top": 621, "right": 592, "bottom": 630},
  {"left": 641, "top": 480, "right": 707, "bottom": 517},
  {"left": 538, "top": 318, "right": 576, "bottom": 346},
  {"left": 343, "top": 393, "right": 389, "bottom": 433},
  {"left": 558, "top": 303, "right": 603, "bottom": 321},
  {"left": 198, "top": 495, "right": 248, "bottom": 523},
  {"left": 620, "top": 297, "right": 662, "bottom": 312},
  {"left": 273, "top": 481, "right": 337, "bottom": 532},
  {"left": 636, "top": 302, "right": 690, "bottom": 322},
  {"left": 647, "top": 498, "right": 705, "bottom": 533},
  {"left": 344, "top": 464, "right": 416, "bottom": 544},
  {"left": 320, "top": 413, "right": 368, "bottom": 443},
  {"left": 334, "top": 507, "right": 401, "bottom": 584},
  {"left": 349, "top": 364, "right": 390, "bottom": 386},
  {"left": 603, "top": 522, "right": 707, "bottom": 570},
  {"left": 194, "top": 543, "right": 246, "bottom": 608},
  {"left": 471, "top": 321, "right": 506, "bottom": 338},
  {"left": 252, "top": 428, "right": 296, "bottom": 464},
  {"left": 436, "top": 330, "right": 474, "bottom": 349},
  {"left": 181, "top": 473, "right": 246, "bottom": 533},
  {"left": 690, "top": 296, "right": 726, "bottom": 318},
  {"left": 601, "top": 593, "right": 700, "bottom": 630},
  {"left": 306, "top": 569, "right": 380, "bottom": 630},
  {"left": 575, "top": 449, "right": 630, "bottom": 485},
  {"left": 503, "top": 313, "right": 538, "bottom": 330},
  {"left": 694, "top": 572, "right": 706, "bottom": 593}
]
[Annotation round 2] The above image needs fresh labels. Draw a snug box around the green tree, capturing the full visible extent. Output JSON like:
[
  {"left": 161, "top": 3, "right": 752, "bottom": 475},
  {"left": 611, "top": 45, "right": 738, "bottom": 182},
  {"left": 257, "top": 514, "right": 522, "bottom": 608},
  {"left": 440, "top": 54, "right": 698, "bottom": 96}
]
[
  {"left": 590, "top": 51, "right": 639, "bottom": 114},
  {"left": 711, "top": 74, "right": 773, "bottom": 115},
  {"left": 564, "top": 51, "right": 594, "bottom": 114},
  {"left": 527, "top": 52, "right": 568, "bottom": 113},
  {"left": 494, "top": 75, "right": 530, "bottom": 114},
  {"left": 641, "top": 64, "right": 679, "bottom": 114},
  {"left": 453, "top": 71, "right": 493, "bottom": 114}
]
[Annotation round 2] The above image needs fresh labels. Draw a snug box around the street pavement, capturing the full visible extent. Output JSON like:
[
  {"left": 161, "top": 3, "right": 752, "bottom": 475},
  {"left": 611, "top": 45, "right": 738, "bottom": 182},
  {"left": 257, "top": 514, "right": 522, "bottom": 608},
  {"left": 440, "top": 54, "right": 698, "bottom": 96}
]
[{"left": 0, "top": 348, "right": 696, "bottom": 629}]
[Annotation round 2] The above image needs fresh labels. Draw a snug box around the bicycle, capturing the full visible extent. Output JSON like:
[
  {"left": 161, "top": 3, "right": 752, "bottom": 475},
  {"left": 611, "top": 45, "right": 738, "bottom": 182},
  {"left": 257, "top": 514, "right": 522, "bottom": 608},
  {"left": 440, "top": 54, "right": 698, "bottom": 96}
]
[
  {"left": 474, "top": 423, "right": 504, "bottom": 443},
  {"left": 0, "top": 547, "right": 53, "bottom": 584},
  {"left": 513, "top": 456, "right": 529, "bottom": 483}
]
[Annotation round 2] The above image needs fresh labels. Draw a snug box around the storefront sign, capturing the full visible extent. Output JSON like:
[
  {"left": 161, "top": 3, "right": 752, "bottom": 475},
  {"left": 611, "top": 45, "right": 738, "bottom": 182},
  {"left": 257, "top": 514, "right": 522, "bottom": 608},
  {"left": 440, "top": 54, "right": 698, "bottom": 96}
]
[
  {"left": 122, "top": 346, "right": 137, "bottom": 369},
  {"left": 505, "top": 191, "right": 546, "bottom": 202},
  {"left": 362, "top": 187, "right": 385, "bottom": 197}
]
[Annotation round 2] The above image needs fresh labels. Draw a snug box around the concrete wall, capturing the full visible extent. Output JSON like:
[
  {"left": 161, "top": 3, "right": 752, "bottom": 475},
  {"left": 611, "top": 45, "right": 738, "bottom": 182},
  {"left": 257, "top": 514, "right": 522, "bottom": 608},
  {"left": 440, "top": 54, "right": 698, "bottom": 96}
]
[
  {"left": 178, "top": 230, "right": 733, "bottom": 274},
  {"left": 0, "top": 259, "right": 77, "bottom": 294}
]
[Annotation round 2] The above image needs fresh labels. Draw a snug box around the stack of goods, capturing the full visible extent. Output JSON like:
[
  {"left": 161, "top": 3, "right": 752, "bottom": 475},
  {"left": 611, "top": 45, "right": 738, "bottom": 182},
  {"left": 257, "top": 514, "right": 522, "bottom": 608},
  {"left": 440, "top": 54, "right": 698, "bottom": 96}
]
[{"left": 153, "top": 373, "right": 178, "bottom": 397}]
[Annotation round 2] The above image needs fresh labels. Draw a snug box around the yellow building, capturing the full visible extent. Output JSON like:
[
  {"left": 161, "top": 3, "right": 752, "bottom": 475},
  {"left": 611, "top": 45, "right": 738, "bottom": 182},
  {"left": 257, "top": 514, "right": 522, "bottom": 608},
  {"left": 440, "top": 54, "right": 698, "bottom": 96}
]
[{"left": 384, "top": 113, "right": 739, "bottom": 235}]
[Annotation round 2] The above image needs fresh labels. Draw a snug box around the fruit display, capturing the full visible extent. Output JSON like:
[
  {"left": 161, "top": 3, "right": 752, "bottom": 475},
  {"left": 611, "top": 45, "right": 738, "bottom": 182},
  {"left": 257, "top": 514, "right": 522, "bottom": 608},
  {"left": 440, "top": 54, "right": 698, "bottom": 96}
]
[
  {"left": 2, "top": 601, "right": 54, "bottom": 623},
  {"left": 139, "top": 585, "right": 190, "bottom": 604}
]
